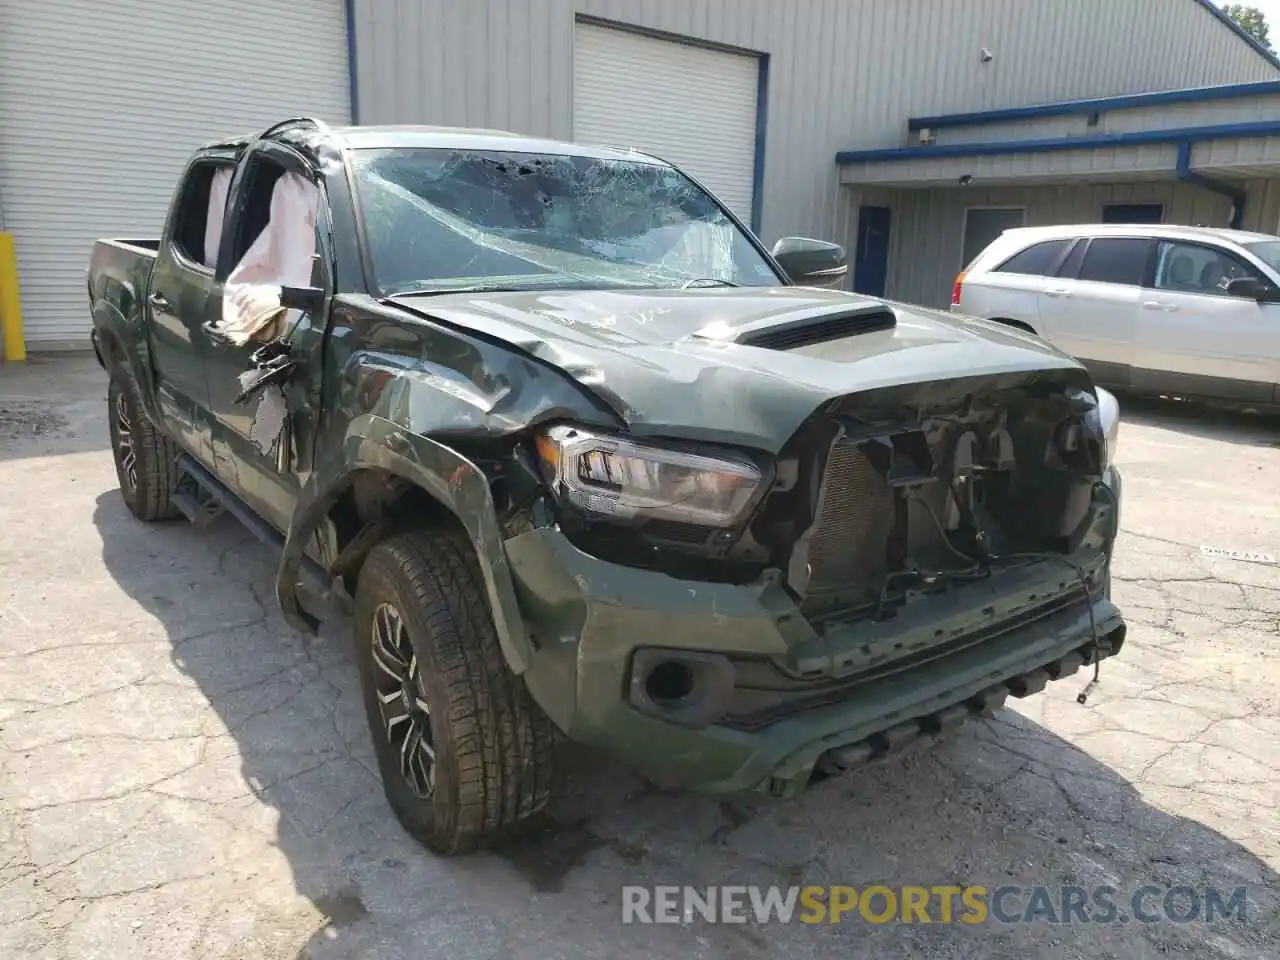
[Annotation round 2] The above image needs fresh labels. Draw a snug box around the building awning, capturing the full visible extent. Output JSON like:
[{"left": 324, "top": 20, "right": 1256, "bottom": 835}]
[
  {"left": 837, "top": 125, "right": 1280, "bottom": 191},
  {"left": 836, "top": 82, "right": 1280, "bottom": 194}
]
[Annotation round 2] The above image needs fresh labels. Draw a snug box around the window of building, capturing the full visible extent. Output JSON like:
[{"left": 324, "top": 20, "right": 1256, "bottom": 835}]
[
  {"left": 1153, "top": 241, "right": 1256, "bottom": 296},
  {"left": 1076, "top": 237, "right": 1153, "bottom": 286},
  {"left": 994, "top": 239, "right": 1072, "bottom": 277},
  {"left": 1101, "top": 203, "right": 1164, "bottom": 225},
  {"left": 962, "top": 207, "right": 1027, "bottom": 269}
]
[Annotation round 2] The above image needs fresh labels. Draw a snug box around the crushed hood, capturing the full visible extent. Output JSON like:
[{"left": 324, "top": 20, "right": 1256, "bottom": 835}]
[{"left": 389, "top": 286, "right": 1088, "bottom": 452}]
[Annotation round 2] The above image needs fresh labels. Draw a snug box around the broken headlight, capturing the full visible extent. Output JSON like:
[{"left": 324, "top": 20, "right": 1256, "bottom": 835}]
[
  {"left": 535, "top": 425, "right": 764, "bottom": 527},
  {"left": 1095, "top": 386, "right": 1120, "bottom": 466}
]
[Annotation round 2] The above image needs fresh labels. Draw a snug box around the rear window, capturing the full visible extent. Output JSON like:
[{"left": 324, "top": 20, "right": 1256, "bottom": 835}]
[
  {"left": 169, "top": 160, "right": 233, "bottom": 268},
  {"left": 994, "top": 239, "right": 1071, "bottom": 277},
  {"left": 1077, "top": 237, "right": 1152, "bottom": 286}
]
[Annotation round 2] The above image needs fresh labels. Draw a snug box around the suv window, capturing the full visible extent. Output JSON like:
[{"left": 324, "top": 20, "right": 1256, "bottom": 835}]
[
  {"left": 1056, "top": 238, "right": 1087, "bottom": 278},
  {"left": 170, "top": 160, "right": 233, "bottom": 269},
  {"left": 1153, "top": 240, "right": 1257, "bottom": 296},
  {"left": 1076, "top": 237, "right": 1152, "bottom": 286},
  {"left": 994, "top": 239, "right": 1071, "bottom": 277}
]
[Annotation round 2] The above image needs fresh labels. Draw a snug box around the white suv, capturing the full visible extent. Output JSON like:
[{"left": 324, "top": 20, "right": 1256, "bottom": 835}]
[{"left": 952, "top": 223, "right": 1280, "bottom": 406}]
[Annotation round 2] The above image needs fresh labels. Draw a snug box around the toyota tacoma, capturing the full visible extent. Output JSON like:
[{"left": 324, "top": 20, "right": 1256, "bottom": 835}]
[{"left": 87, "top": 117, "right": 1125, "bottom": 856}]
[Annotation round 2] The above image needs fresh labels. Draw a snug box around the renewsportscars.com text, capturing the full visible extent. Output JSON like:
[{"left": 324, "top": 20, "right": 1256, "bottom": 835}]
[{"left": 621, "top": 884, "right": 1250, "bottom": 926}]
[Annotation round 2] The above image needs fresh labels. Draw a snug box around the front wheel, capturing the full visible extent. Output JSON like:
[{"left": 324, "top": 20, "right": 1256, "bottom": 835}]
[
  {"left": 107, "top": 365, "right": 180, "bottom": 521},
  {"left": 353, "top": 530, "right": 557, "bottom": 856}
]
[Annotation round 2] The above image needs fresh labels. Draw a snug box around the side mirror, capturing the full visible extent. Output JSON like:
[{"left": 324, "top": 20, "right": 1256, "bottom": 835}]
[
  {"left": 279, "top": 284, "right": 326, "bottom": 312},
  {"left": 771, "top": 237, "right": 848, "bottom": 288},
  {"left": 1226, "top": 276, "right": 1280, "bottom": 302}
]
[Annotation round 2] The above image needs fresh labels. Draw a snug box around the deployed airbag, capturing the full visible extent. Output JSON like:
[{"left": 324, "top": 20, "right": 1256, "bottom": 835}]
[
  {"left": 218, "top": 171, "right": 319, "bottom": 345},
  {"left": 203, "top": 167, "right": 233, "bottom": 269}
]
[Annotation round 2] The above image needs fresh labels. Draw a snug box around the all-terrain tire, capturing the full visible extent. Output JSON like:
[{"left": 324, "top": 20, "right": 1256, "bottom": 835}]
[
  {"left": 353, "top": 530, "right": 556, "bottom": 856},
  {"left": 107, "top": 364, "right": 181, "bottom": 522}
]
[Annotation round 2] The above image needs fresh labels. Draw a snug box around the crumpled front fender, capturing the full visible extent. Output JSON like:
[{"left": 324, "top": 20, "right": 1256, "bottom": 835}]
[{"left": 275, "top": 413, "right": 532, "bottom": 674}]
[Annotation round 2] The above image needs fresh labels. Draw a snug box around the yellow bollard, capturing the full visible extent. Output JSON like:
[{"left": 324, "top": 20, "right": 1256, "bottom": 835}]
[{"left": 0, "top": 231, "right": 27, "bottom": 363}]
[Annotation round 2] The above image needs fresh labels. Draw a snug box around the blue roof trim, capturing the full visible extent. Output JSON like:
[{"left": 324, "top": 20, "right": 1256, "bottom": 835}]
[
  {"left": 906, "top": 79, "right": 1280, "bottom": 132},
  {"left": 835, "top": 119, "right": 1280, "bottom": 164},
  {"left": 1191, "top": 0, "right": 1280, "bottom": 71}
]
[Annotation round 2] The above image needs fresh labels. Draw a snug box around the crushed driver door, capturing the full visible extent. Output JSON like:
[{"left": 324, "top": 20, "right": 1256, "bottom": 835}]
[{"left": 203, "top": 134, "right": 334, "bottom": 532}]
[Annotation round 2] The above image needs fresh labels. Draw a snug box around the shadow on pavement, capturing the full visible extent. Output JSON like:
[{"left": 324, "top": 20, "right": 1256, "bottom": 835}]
[
  {"left": 1112, "top": 390, "right": 1280, "bottom": 449},
  {"left": 93, "top": 492, "right": 1279, "bottom": 960},
  {"left": 0, "top": 354, "right": 112, "bottom": 462}
]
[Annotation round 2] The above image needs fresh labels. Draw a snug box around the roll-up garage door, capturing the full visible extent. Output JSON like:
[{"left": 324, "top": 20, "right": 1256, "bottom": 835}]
[
  {"left": 0, "top": 0, "right": 351, "bottom": 350},
  {"left": 572, "top": 22, "right": 760, "bottom": 224}
]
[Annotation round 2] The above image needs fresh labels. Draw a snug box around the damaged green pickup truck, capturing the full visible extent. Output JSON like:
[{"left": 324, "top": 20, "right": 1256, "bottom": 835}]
[{"left": 88, "top": 117, "right": 1125, "bottom": 856}]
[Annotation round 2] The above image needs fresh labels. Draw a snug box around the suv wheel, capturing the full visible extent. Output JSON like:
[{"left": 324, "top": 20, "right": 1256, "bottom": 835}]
[
  {"left": 353, "top": 530, "right": 556, "bottom": 856},
  {"left": 107, "top": 365, "right": 180, "bottom": 521}
]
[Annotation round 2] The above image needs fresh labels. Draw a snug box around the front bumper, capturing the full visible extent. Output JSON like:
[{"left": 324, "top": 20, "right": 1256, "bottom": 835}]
[{"left": 507, "top": 469, "right": 1124, "bottom": 798}]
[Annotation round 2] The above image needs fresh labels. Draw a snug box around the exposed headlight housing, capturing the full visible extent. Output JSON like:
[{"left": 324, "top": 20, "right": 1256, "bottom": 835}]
[
  {"left": 535, "top": 425, "right": 764, "bottom": 527},
  {"left": 1095, "top": 386, "right": 1120, "bottom": 466}
]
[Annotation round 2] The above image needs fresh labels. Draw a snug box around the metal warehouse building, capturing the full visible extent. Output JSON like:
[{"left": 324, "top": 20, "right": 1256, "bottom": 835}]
[{"left": 5, "top": 0, "right": 1280, "bottom": 351}]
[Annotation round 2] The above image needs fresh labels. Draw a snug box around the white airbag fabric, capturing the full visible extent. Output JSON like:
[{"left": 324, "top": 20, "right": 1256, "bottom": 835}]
[
  {"left": 218, "top": 171, "right": 319, "bottom": 346},
  {"left": 204, "top": 167, "right": 233, "bottom": 269}
]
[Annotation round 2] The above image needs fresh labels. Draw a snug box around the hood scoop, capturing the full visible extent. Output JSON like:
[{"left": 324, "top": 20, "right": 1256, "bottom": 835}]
[{"left": 733, "top": 305, "right": 897, "bottom": 351}]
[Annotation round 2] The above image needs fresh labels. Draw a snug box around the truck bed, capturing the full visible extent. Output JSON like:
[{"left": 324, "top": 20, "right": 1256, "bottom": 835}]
[{"left": 87, "top": 239, "right": 160, "bottom": 357}]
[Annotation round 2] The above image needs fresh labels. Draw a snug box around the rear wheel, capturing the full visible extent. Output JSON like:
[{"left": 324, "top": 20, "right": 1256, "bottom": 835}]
[
  {"left": 107, "top": 365, "right": 180, "bottom": 521},
  {"left": 353, "top": 529, "right": 556, "bottom": 856}
]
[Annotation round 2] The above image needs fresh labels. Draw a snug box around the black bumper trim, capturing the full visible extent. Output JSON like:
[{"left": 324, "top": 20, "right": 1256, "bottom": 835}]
[{"left": 810, "top": 628, "right": 1123, "bottom": 781}]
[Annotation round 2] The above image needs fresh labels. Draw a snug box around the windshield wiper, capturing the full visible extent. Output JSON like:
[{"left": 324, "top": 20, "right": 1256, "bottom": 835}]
[
  {"left": 681, "top": 277, "right": 741, "bottom": 289},
  {"left": 386, "top": 284, "right": 525, "bottom": 298},
  {"left": 385, "top": 276, "right": 665, "bottom": 298}
]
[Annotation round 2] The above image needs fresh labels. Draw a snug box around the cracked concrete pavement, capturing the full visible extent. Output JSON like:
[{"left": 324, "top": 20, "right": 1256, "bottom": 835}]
[{"left": 1, "top": 355, "right": 1277, "bottom": 959}]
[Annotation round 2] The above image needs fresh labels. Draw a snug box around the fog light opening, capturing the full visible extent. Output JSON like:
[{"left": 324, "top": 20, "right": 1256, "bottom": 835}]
[{"left": 645, "top": 660, "right": 695, "bottom": 704}]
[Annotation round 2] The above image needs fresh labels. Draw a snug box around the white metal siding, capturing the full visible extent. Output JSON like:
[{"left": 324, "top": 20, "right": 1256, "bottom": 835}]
[
  {"left": 572, "top": 23, "right": 759, "bottom": 221},
  {"left": 0, "top": 0, "right": 350, "bottom": 349},
  {"left": 352, "top": 0, "right": 1278, "bottom": 257}
]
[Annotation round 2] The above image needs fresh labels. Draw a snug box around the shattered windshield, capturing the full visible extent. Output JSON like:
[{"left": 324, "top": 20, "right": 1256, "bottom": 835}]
[{"left": 349, "top": 147, "right": 781, "bottom": 295}]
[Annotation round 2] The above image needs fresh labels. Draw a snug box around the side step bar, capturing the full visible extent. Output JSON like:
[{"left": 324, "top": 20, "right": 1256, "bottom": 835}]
[{"left": 173, "top": 454, "right": 349, "bottom": 620}]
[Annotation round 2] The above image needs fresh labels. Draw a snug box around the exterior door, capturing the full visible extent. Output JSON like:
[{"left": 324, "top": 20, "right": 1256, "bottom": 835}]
[
  {"left": 147, "top": 157, "right": 232, "bottom": 463},
  {"left": 203, "top": 142, "right": 326, "bottom": 532},
  {"left": 1131, "top": 239, "right": 1280, "bottom": 402},
  {"left": 853, "top": 206, "right": 891, "bottom": 297},
  {"left": 147, "top": 254, "right": 216, "bottom": 456},
  {"left": 1035, "top": 235, "right": 1153, "bottom": 383}
]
